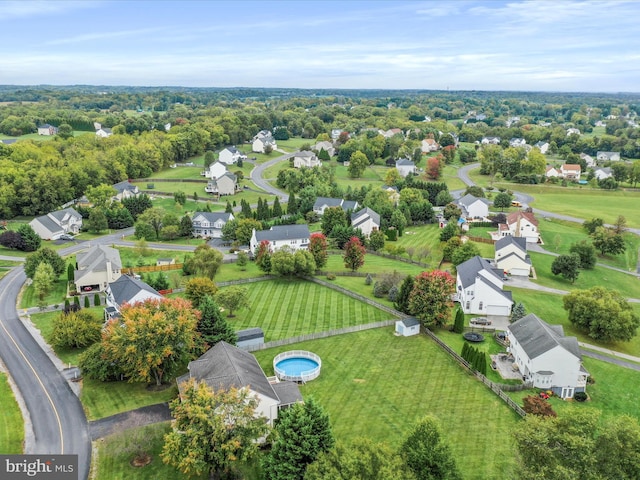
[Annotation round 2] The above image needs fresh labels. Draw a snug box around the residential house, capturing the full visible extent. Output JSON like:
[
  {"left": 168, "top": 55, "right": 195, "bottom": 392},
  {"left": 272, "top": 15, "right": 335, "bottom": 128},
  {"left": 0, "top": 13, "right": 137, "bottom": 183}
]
[
  {"left": 177, "top": 341, "right": 302, "bottom": 426},
  {"left": 481, "top": 136, "right": 501, "bottom": 145},
  {"left": 395, "top": 158, "right": 416, "bottom": 178},
  {"left": 534, "top": 141, "right": 550, "bottom": 154},
  {"left": 455, "top": 256, "right": 513, "bottom": 316},
  {"left": 566, "top": 128, "right": 581, "bottom": 137},
  {"left": 580, "top": 153, "right": 595, "bottom": 167},
  {"left": 312, "top": 197, "right": 359, "bottom": 216},
  {"left": 201, "top": 161, "right": 227, "bottom": 179},
  {"left": 37, "top": 124, "right": 58, "bottom": 135},
  {"left": 381, "top": 185, "right": 400, "bottom": 205},
  {"left": 250, "top": 224, "right": 310, "bottom": 253},
  {"left": 330, "top": 129, "right": 343, "bottom": 140},
  {"left": 191, "top": 211, "right": 235, "bottom": 238},
  {"left": 475, "top": 114, "right": 487, "bottom": 121},
  {"left": 219, "top": 146, "right": 247, "bottom": 165},
  {"left": 380, "top": 128, "right": 403, "bottom": 138},
  {"left": 395, "top": 318, "right": 420, "bottom": 337},
  {"left": 104, "top": 275, "right": 163, "bottom": 320},
  {"left": 112, "top": 181, "right": 139, "bottom": 202},
  {"left": 560, "top": 164, "right": 581, "bottom": 180},
  {"left": 292, "top": 150, "right": 321, "bottom": 169},
  {"left": 494, "top": 236, "right": 531, "bottom": 277},
  {"left": 456, "top": 194, "right": 490, "bottom": 219},
  {"left": 595, "top": 120, "right": 607, "bottom": 127},
  {"left": 538, "top": 121, "right": 552, "bottom": 127},
  {"left": 350, "top": 207, "right": 380, "bottom": 237},
  {"left": 421, "top": 138, "right": 440, "bottom": 153},
  {"left": 1, "top": 138, "right": 17, "bottom": 145},
  {"left": 205, "top": 172, "right": 238, "bottom": 196},
  {"left": 508, "top": 314, "right": 589, "bottom": 399},
  {"left": 491, "top": 211, "right": 540, "bottom": 244},
  {"left": 252, "top": 130, "right": 277, "bottom": 153},
  {"left": 74, "top": 245, "right": 122, "bottom": 293},
  {"left": 29, "top": 207, "right": 83, "bottom": 241},
  {"left": 593, "top": 167, "right": 613, "bottom": 180},
  {"left": 312, "top": 140, "right": 335, "bottom": 157},
  {"left": 95, "top": 126, "right": 113, "bottom": 138},
  {"left": 509, "top": 138, "right": 526, "bottom": 148},
  {"left": 545, "top": 166, "right": 561, "bottom": 178},
  {"left": 597, "top": 151, "right": 621, "bottom": 162},
  {"left": 506, "top": 116, "right": 520, "bottom": 127}
]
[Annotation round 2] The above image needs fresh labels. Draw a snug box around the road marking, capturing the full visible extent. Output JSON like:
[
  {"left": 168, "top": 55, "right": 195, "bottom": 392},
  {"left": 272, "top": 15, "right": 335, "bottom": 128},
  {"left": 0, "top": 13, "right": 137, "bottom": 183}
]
[{"left": 0, "top": 268, "right": 64, "bottom": 453}]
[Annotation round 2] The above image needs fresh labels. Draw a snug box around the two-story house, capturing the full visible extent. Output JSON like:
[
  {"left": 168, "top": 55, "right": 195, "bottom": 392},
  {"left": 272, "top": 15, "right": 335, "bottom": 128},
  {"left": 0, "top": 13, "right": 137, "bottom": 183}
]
[
  {"left": 74, "top": 245, "right": 122, "bottom": 293},
  {"left": 494, "top": 236, "right": 531, "bottom": 276},
  {"left": 252, "top": 130, "right": 277, "bottom": 153},
  {"left": 491, "top": 211, "right": 540, "bottom": 244},
  {"left": 250, "top": 225, "right": 310, "bottom": 253},
  {"left": 312, "top": 197, "right": 359, "bottom": 216},
  {"left": 29, "top": 207, "right": 83, "bottom": 240},
  {"left": 456, "top": 255, "right": 513, "bottom": 316},
  {"left": 191, "top": 212, "right": 235, "bottom": 238},
  {"left": 456, "top": 194, "right": 490, "bottom": 219},
  {"left": 292, "top": 151, "right": 321, "bottom": 168},
  {"left": 350, "top": 207, "right": 380, "bottom": 237},
  {"left": 201, "top": 161, "right": 227, "bottom": 180},
  {"left": 205, "top": 172, "right": 238, "bottom": 196},
  {"left": 219, "top": 146, "right": 247, "bottom": 165}
]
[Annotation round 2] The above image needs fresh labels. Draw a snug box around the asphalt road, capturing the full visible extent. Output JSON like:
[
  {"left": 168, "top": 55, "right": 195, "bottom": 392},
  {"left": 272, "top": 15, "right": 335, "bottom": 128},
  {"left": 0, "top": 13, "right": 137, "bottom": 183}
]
[
  {"left": 0, "top": 267, "right": 91, "bottom": 480},
  {"left": 249, "top": 151, "right": 293, "bottom": 201}
]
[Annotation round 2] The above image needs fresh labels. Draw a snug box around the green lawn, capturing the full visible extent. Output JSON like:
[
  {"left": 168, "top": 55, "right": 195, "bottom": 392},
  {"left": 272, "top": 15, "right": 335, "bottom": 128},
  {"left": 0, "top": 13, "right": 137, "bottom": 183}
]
[
  {"left": 115, "top": 247, "right": 192, "bottom": 269},
  {"left": 442, "top": 164, "right": 467, "bottom": 191},
  {"left": 395, "top": 223, "right": 445, "bottom": 263},
  {"left": 219, "top": 279, "right": 394, "bottom": 341},
  {"left": 253, "top": 328, "right": 520, "bottom": 479},
  {"left": 0, "top": 373, "right": 23, "bottom": 454},
  {"left": 275, "top": 138, "right": 314, "bottom": 151},
  {"left": 333, "top": 163, "right": 385, "bottom": 190},
  {"left": 20, "top": 274, "right": 69, "bottom": 309}
]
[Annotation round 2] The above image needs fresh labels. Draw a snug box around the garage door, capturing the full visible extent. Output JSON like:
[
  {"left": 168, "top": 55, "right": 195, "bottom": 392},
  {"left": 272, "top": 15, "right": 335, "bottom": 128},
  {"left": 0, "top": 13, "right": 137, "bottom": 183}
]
[{"left": 487, "top": 305, "right": 511, "bottom": 316}]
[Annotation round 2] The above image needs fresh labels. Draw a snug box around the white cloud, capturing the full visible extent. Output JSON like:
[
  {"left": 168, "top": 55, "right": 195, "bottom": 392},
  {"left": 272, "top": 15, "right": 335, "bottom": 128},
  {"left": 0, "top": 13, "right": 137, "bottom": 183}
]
[{"left": 0, "top": 1, "right": 100, "bottom": 20}]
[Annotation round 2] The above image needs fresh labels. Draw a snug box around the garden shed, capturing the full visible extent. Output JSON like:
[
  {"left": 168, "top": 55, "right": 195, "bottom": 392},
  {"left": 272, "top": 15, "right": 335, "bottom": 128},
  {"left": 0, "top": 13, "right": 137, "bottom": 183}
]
[
  {"left": 236, "top": 327, "right": 265, "bottom": 349},
  {"left": 395, "top": 318, "right": 421, "bottom": 337}
]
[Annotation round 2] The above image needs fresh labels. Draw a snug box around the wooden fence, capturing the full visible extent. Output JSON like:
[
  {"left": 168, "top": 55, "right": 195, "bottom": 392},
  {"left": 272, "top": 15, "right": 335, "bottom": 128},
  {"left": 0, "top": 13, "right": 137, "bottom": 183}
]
[
  {"left": 128, "top": 263, "right": 183, "bottom": 274},
  {"left": 466, "top": 235, "right": 495, "bottom": 245}
]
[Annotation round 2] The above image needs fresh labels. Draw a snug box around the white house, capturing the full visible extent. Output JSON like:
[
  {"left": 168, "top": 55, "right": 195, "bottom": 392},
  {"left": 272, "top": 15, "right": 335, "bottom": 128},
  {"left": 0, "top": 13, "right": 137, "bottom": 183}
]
[
  {"left": 29, "top": 207, "right": 83, "bottom": 240},
  {"left": 560, "top": 164, "right": 581, "bottom": 180},
  {"left": 421, "top": 138, "right": 440, "bottom": 153},
  {"left": 580, "top": 153, "right": 595, "bottom": 167},
  {"left": 219, "top": 146, "right": 247, "bottom": 165},
  {"left": 494, "top": 236, "right": 531, "bottom": 277},
  {"left": 596, "top": 151, "right": 621, "bottom": 162},
  {"left": 104, "top": 275, "right": 163, "bottom": 320},
  {"left": 350, "top": 207, "right": 380, "bottom": 237},
  {"left": 534, "top": 141, "right": 550, "bottom": 154},
  {"left": 201, "top": 161, "right": 227, "bottom": 179},
  {"left": 191, "top": 211, "right": 235, "bottom": 238},
  {"left": 566, "top": 128, "right": 581, "bottom": 137},
  {"left": 395, "top": 318, "right": 420, "bottom": 337},
  {"left": 313, "top": 140, "right": 335, "bottom": 157},
  {"left": 491, "top": 211, "right": 540, "bottom": 244},
  {"left": 545, "top": 166, "right": 561, "bottom": 178},
  {"left": 455, "top": 256, "right": 513, "bottom": 316},
  {"left": 74, "top": 245, "right": 122, "bottom": 293},
  {"left": 250, "top": 224, "right": 310, "bottom": 254},
  {"left": 112, "top": 181, "right": 139, "bottom": 202},
  {"left": 508, "top": 314, "right": 589, "bottom": 399},
  {"left": 37, "top": 124, "right": 58, "bottom": 135},
  {"left": 177, "top": 341, "right": 302, "bottom": 426},
  {"left": 456, "top": 194, "right": 490, "bottom": 219},
  {"left": 395, "top": 158, "right": 416, "bottom": 178},
  {"left": 312, "top": 197, "right": 359, "bottom": 216},
  {"left": 292, "top": 151, "right": 321, "bottom": 169},
  {"left": 330, "top": 129, "right": 343, "bottom": 140},
  {"left": 205, "top": 172, "right": 237, "bottom": 196},
  {"left": 593, "top": 167, "right": 613, "bottom": 180},
  {"left": 96, "top": 127, "right": 113, "bottom": 138},
  {"left": 481, "top": 136, "right": 501, "bottom": 145},
  {"left": 509, "top": 138, "right": 526, "bottom": 148},
  {"left": 252, "top": 130, "right": 277, "bottom": 153}
]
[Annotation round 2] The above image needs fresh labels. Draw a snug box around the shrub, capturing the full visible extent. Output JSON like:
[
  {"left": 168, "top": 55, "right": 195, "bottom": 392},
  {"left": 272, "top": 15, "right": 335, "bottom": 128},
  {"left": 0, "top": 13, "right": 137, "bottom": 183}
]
[
  {"left": 388, "top": 285, "right": 399, "bottom": 302},
  {"left": 93, "top": 293, "right": 100, "bottom": 306},
  {"left": 326, "top": 274, "right": 336, "bottom": 281},
  {"left": 84, "top": 296, "right": 90, "bottom": 308},
  {"left": 522, "top": 395, "right": 557, "bottom": 417},
  {"left": 574, "top": 392, "right": 588, "bottom": 402},
  {"left": 373, "top": 281, "right": 385, "bottom": 298},
  {"left": 364, "top": 273, "right": 373, "bottom": 286}
]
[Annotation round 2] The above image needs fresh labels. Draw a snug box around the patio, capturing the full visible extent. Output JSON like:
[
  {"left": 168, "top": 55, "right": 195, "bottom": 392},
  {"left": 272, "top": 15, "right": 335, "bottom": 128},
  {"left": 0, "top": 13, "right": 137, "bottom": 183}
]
[{"left": 490, "top": 353, "right": 524, "bottom": 381}]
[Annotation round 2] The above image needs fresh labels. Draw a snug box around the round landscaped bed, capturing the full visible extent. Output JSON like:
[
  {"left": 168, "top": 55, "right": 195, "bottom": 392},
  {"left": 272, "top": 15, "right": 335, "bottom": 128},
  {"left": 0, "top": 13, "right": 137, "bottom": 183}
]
[{"left": 463, "top": 332, "right": 485, "bottom": 342}]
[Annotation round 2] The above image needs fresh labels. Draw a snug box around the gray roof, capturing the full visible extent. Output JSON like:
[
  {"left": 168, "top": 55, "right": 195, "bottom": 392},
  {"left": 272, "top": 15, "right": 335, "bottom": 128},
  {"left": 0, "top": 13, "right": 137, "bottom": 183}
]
[
  {"left": 457, "top": 194, "right": 490, "bottom": 209},
  {"left": 294, "top": 150, "right": 316, "bottom": 158},
  {"left": 49, "top": 207, "right": 82, "bottom": 223},
  {"left": 237, "top": 328, "right": 264, "bottom": 342},
  {"left": 495, "top": 236, "right": 527, "bottom": 253},
  {"left": 272, "top": 381, "right": 303, "bottom": 406},
  {"left": 498, "top": 251, "right": 531, "bottom": 265},
  {"left": 181, "top": 341, "right": 279, "bottom": 401},
  {"left": 32, "top": 214, "right": 63, "bottom": 236},
  {"left": 351, "top": 207, "right": 380, "bottom": 229},
  {"left": 255, "top": 224, "right": 310, "bottom": 243},
  {"left": 400, "top": 318, "right": 421, "bottom": 328},
  {"left": 75, "top": 245, "right": 122, "bottom": 281},
  {"left": 396, "top": 158, "right": 414, "bottom": 166},
  {"left": 509, "top": 314, "right": 581, "bottom": 360},
  {"left": 112, "top": 181, "right": 137, "bottom": 193},
  {"left": 535, "top": 141, "right": 549, "bottom": 147},
  {"left": 223, "top": 146, "right": 241, "bottom": 154},
  {"left": 108, "top": 275, "right": 161, "bottom": 306},
  {"left": 457, "top": 255, "right": 503, "bottom": 289},
  {"left": 314, "top": 197, "right": 344, "bottom": 209},
  {"left": 193, "top": 211, "right": 233, "bottom": 223}
]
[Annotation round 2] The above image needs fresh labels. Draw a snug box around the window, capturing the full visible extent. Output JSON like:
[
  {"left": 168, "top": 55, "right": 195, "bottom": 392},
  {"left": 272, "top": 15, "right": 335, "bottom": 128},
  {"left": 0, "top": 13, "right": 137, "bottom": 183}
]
[
  {"left": 479, "top": 301, "right": 483, "bottom": 310},
  {"left": 466, "top": 301, "right": 470, "bottom": 310}
]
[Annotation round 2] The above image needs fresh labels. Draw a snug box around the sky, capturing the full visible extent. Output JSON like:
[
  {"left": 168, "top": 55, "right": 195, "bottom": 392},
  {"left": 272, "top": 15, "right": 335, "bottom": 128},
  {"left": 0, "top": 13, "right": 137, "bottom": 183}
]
[{"left": 1, "top": 0, "right": 639, "bottom": 92}]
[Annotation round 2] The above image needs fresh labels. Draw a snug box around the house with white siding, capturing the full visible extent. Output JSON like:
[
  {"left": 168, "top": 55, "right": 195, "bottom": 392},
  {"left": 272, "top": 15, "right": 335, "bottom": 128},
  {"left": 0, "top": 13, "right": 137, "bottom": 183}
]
[
  {"left": 252, "top": 130, "right": 277, "bottom": 153},
  {"left": 112, "top": 181, "right": 139, "bottom": 202},
  {"left": 395, "top": 158, "right": 416, "bottom": 178},
  {"left": 534, "top": 141, "right": 550, "bottom": 154},
  {"left": 292, "top": 151, "right": 321, "bottom": 168},
  {"left": 219, "top": 146, "right": 247, "bottom": 165},
  {"left": 494, "top": 236, "right": 531, "bottom": 276},
  {"left": 596, "top": 151, "right": 621, "bottom": 162},
  {"left": 74, "top": 245, "right": 122, "bottom": 293},
  {"left": 250, "top": 224, "right": 310, "bottom": 254},
  {"left": 201, "top": 161, "right": 227, "bottom": 179},
  {"left": 205, "top": 172, "right": 238, "bottom": 196},
  {"left": 456, "top": 194, "right": 490, "bottom": 219},
  {"left": 350, "top": 207, "right": 380, "bottom": 237},
  {"left": 191, "top": 212, "right": 234, "bottom": 238},
  {"left": 30, "top": 207, "right": 83, "bottom": 240},
  {"left": 508, "top": 314, "right": 589, "bottom": 399},
  {"left": 491, "top": 211, "right": 540, "bottom": 244},
  {"left": 455, "top": 256, "right": 513, "bottom": 316}
]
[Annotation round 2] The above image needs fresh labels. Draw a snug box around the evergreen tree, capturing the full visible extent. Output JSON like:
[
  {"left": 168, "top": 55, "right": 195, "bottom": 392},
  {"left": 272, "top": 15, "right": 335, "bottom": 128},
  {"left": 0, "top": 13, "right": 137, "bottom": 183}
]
[
  {"left": 287, "top": 192, "right": 298, "bottom": 215},
  {"left": 197, "top": 295, "right": 237, "bottom": 347},
  {"left": 394, "top": 275, "right": 415, "bottom": 314},
  {"left": 256, "top": 198, "right": 264, "bottom": 220},
  {"left": 240, "top": 199, "right": 252, "bottom": 218},
  {"left": 179, "top": 214, "right": 193, "bottom": 237},
  {"left": 453, "top": 307, "right": 465, "bottom": 334},
  {"left": 94, "top": 293, "right": 100, "bottom": 306},
  {"left": 73, "top": 296, "right": 80, "bottom": 307},
  {"left": 272, "top": 197, "right": 283, "bottom": 217},
  {"left": 225, "top": 200, "right": 233, "bottom": 213},
  {"left": 84, "top": 296, "right": 90, "bottom": 308},
  {"left": 511, "top": 302, "right": 526, "bottom": 323}
]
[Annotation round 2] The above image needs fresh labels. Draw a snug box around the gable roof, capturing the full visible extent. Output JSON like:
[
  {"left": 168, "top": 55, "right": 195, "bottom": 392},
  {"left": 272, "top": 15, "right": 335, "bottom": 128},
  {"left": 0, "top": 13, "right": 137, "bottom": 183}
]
[
  {"left": 272, "top": 381, "right": 304, "bottom": 406},
  {"left": 313, "top": 197, "right": 358, "bottom": 212},
  {"left": 181, "top": 341, "right": 279, "bottom": 401},
  {"left": 495, "top": 235, "right": 527, "bottom": 253},
  {"left": 509, "top": 313, "right": 581, "bottom": 360},
  {"left": 255, "top": 224, "right": 310, "bottom": 242},
  {"left": 112, "top": 181, "right": 137, "bottom": 194},
  {"left": 561, "top": 164, "right": 581, "bottom": 172},
  {"left": 32, "top": 214, "right": 63, "bottom": 235},
  {"left": 507, "top": 210, "right": 538, "bottom": 227},
  {"left": 396, "top": 158, "right": 414, "bottom": 167},
  {"left": 457, "top": 255, "right": 503, "bottom": 289},
  {"left": 457, "top": 194, "right": 490, "bottom": 208},
  {"left": 498, "top": 251, "right": 531, "bottom": 265},
  {"left": 193, "top": 211, "right": 233, "bottom": 224},
  {"left": 108, "top": 275, "right": 161, "bottom": 305},
  {"left": 76, "top": 245, "right": 122, "bottom": 270},
  {"left": 535, "top": 141, "right": 549, "bottom": 147},
  {"left": 351, "top": 207, "right": 380, "bottom": 229}
]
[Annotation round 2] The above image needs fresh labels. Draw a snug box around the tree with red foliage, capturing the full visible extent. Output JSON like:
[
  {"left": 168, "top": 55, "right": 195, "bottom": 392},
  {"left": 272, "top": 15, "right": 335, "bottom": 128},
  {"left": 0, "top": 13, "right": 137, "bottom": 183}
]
[
  {"left": 426, "top": 155, "right": 444, "bottom": 180},
  {"left": 337, "top": 131, "right": 350, "bottom": 145},
  {"left": 409, "top": 270, "right": 455, "bottom": 328},
  {"left": 522, "top": 395, "right": 557, "bottom": 417},
  {"left": 255, "top": 239, "right": 272, "bottom": 273},
  {"left": 441, "top": 145, "right": 456, "bottom": 164},
  {"left": 309, "top": 232, "right": 328, "bottom": 268},
  {"left": 343, "top": 236, "right": 366, "bottom": 272}
]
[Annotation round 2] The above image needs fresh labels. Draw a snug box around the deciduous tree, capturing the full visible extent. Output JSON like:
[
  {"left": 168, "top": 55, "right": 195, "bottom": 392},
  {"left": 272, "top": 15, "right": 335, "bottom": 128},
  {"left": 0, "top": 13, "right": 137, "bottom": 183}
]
[
  {"left": 235, "top": 218, "right": 262, "bottom": 245},
  {"left": 551, "top": 253, "right": 581, "bottom": 283},
  {"left": 184, "top": 277, "right": 218, "bottom": 309},
  {"left": 24, "top": 247, "right": 65, "bottom": 279},
  {"left": 33, "top": 261, "right": 55, "bottom": 307},
  {"left": 216, "top": 286, "right": 249, "bottom": 317},
  {"left": 321, "top": 206, "right": 347, "bottom": 236},
  {"left": 343, "top": 236, "right": 366, "bottom": 272},
  {"left": 255, "top": 239, "right": 272, "bottom": 273},
  {"left": 17, "top": 224, "right": 41, "bottom": 252},
  {"left": 569, "top": 240, "right": 597, "bottom": 269},
  {"left": 51, "top": 310, "right": 102, "bottom": 349},
  {"left": 348, "top": 150, "right": 369, "bottom": 178},
  {"left": 308, "top": 232, "right": 328, "bottom": 268},
  {"left": 493, "top": 192, "right": 512, "bottom": 211},
  {"left": 183, "top": 244, "right": 223, "bottom": 279},
  {"left": 409, "top": 270, "right": 455, "bottom": 328}
]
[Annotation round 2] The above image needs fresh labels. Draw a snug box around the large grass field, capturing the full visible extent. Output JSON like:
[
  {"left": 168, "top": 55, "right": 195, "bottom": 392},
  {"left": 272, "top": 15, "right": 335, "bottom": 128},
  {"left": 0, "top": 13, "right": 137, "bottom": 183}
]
[
  {"left": 0, "top": 372, "right": 23, "bottom": 454},
  {"left": 253, "top": 328, "right": 520, "bottom": 479}
]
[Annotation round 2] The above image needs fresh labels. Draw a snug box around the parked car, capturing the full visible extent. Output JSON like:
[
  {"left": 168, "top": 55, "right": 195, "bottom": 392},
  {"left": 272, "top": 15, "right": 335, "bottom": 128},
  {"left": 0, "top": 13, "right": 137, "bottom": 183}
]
[
  {"left": 470, "top": 317, "right": 492, "bottom": 325},
  {"left": 59, "top": 234, "right": 75, "bottom": 241},
  {"left": 82, "top": 286, "right": 93, "bottom": 292}
]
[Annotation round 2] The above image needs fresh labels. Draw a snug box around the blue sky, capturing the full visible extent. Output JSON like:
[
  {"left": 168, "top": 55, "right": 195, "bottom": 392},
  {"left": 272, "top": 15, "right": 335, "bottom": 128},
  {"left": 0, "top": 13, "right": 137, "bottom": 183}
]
[{"left": 1, "top": 0, "right": 639, "bottom": 92}]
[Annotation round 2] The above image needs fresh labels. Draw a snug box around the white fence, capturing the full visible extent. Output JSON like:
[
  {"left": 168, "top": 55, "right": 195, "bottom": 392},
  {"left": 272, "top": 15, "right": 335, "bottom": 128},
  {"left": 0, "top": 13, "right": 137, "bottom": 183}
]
[{"left": 273, "top": 350, "right": 322, "bottom": 383}]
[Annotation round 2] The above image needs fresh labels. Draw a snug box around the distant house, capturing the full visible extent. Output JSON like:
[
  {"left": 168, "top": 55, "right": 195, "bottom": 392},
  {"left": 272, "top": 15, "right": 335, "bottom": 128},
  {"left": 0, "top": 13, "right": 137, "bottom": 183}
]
[
  {"left": 566, "top": 128, "right": 581, "bottom": 137},
  {"left": 330, "top": 129, "right": 343, "bottom": 140},
  {"left": 177, "top": 341, "right": 302, "bottom": 426},
  {"left": 350, "top": 207, "right": 380, "bottom": 237},
  {"left": 205, "top": 172, "right": 238, "bottom": 196},
  {"left": 312, "top": 140, "right": 335, "bottom": 157},
  {"left": 250, "top": 224, "right": 310, "bottom": 253},
  {"left": 593, "top": 167, "right": 613, "bottom": 180},
  {"left": 456, "top": 194, "right": 490, "bottom": 219},
  {"left": 560, "top": 164, "right": 581, "bottom": 180},
  {"left": 395, "top": 318, "right": 420, "bottom": 337},
  {"left": 312, "top": 197, "right": 358, "bottom": 216},
  {"left": 381, "top": 185, "right": 400, "bottom": 205},
  {"left": 455, "top": 255, "right": 513, "bottom": 316},
  {"left": 192, "top": 211, "right": 234, "bottom": 238},
  {"left": 37, "top": 124, "right": 58, "bottom": 136},
  {"left": 491, "top": 211, "right": 540, "bottom": 244},
  {"left": 112, "top": 181, "right": 139, "bottom": 202},
  {"left": 421, "top": 138, "right": 440, "bottom": 153},
  {"left": 95, "top": 126, "right": 113, "bottom": 138},
  {"left": 481, "top": 136, "right": 500, "bottom": 145},
  {"left": 545, "top": 166, "right": 561, "bottom": 178},
  {"left": 508, "top": 314, "right": 589, "bottom": 399},
  {"left": 292, "top": 150, "right": 321, "bottom": 169},
  {"left": 201, "top": 161, "right": 227, "bottom": 179},
  {"left": 74, "top": 245, "right": 122, "bottom": 293},
  {"left": 0, "top": 138, "right": 17, "bottom": 145},
  {"left": 580, "top": 153, "right": 595, "bottom": 167},
  {"left": 509, "top": 138, "right": 526, "bottom": 148},
  {"left": 534, "top": 141, "right": 550, "bottom": 154},
  {"left": 596, "top": 151, "right": 621, "bottom": 162},
  {"left": 252, "top": 130, "right": 277, "bottom": 153},
  {"left": 494, "top": 236, "right": 531, "bottom": 277},
  {"left": 395, "top": 158, "right": 416, "bottom": 178},
  {"left": 506, "top": 116, "right": 520, "bottom": 127},
  {"left": 219, "top": 146, "right": 247, "bottom": 165},
  {"left": 104, "top": 275, "right": 163, "bottom": 320},
  {"left": 30, "top": 207, "right": 83, "bottom": 241},
  {"left": 380, "top": 128, "right": 403, "bottom": 138}
]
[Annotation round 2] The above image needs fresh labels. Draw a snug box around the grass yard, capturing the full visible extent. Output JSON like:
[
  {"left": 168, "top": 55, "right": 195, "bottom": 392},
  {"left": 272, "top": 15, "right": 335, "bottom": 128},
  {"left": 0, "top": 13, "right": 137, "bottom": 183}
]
[
  {"left": 0, "top": 373, "right": 23, "bottom": 454},
  {"left": 324, "top": 252, "right": 428, "bottom": 275},
  {"left": 395, "top": 223, "right": 445, "bottom": 263},
  {"left": 442, "top": 164, "right": 467, "bottom": 191},
  {"left": 219, "top": 279, "right": 393, "bottom": 341},
  {"left": 275, "top": 138, "right": 314, "bottom": 151},
  {"left": 333, "top": 163, "right": 385, "bottom": 190},
  {"left": 115, "top": 246, "right": 192, "bottom": 269},
  {"left": 253, "top": 328, "right": 520, "bottom": 479},
  {"left": 19, "top": 274, "right": 69, "bottom": 309}
]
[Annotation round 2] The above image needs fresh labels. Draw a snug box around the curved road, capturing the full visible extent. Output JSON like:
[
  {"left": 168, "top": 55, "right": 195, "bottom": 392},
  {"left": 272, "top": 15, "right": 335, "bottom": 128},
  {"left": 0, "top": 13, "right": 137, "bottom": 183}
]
[{"left": 249, "top": 151, "right": 294, "bottom": 202}]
